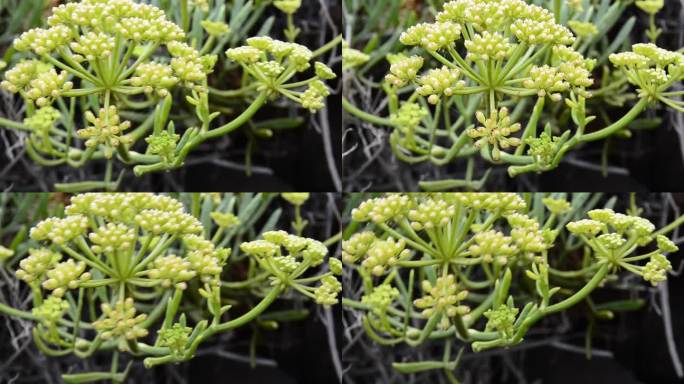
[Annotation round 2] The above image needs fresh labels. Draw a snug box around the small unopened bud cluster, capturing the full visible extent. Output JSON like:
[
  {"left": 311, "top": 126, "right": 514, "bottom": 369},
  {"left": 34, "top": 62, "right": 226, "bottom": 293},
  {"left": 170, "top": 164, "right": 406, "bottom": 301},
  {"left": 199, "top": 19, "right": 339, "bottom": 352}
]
[
  {"left": 351, "top": 194, "right": 413, "bottom": 224},
  {"left": 363, "top": 237, "right": 409, "bottom": 276},
  {"left": 568, "top": 21, "right": 598, "bottom": 38},
  {"left": 342, "top": 41, "right": 370, "bottom": 70},
  {"left": 145, "top": 131, "right": 180, "bottom": 163},
  {"left": 416, "top": 66, "right": 465, "bottom": 104},
  {"left": 636, "top": 0, "right": 664, "bottom": 15},
  {"left": 484, "top": 303, "right": 519, "bottom": 338},
  {"left": 201, "top": 20, "right": 230, "bottom": 37},
  {"left": 135, "top": 209, "right": 203, "bottom": 235},
  {"left": 43, "top": 259, "right": 91, "bottom": 297},
  {"left": 94, "top": 298, "right": 149, "bottom": 341},
  {"left": 467, "top": 107, "right": 522, "bottom": 159},
  {"left": 210, "top": 211, "right": 240, "bottom": 228},
  {"left": 511, "top": 19, "right": 574, "bottom": 46},
  {"left": 362, "top": 284, "right": 400, "bottom": 317},
  {"left": 130, "top": 62, "right": 179, "bottom": 97},
  {"left": 315, "top": 275, "right": 342, "bottom": 306},
  {"left": 385, "top": 55, "right": 424, "bottom": 88},
  {"left": 168, "top": 42, "right": 217, "bottom": 89},
  {"left": 390, "top": 102, "right": 428, "bottom": 139},
  {"left": 566, "top": 219, "right": 605, "bottom": 237},
  {"left": 342, "top": 231, "right": 377, "bottom": 264},
  {"left": 148, "top": 255, "right": 197, "bottom": 289},
  {"left": 642, "top": 254, "right": 672, "bottom": 286},
  {"left": 33, "top": 296, "right": 69, "bottom": 326},
  {"left": 16, "top": 248, "right": 62, "bottom": 284},
  {"left": 301, "top": 80, "right": 330, "bottom": 113},
  {"left": 542, "top": 197, "right": 571, "bottom": 214},
  {"left": 24, "top": 106, "right": 62, "bottom": 134},
  {"left": 274, "top": 0, "right": 302, "bottom": 14},
  {"left": 70, "top": 32, "right": 115, "bottom": 61},
  {"left": 77, "top": 106, "right": 132, "bottom": 158},
  {"left": 414, "top": 274, "right": 469, "bottom": 329},
  {"left": 158, "top": 323, "right": 192, "bottom": 357},
  {"left": 400, "top": 22, "right": 462, "bottom": 52},
  {"left": 454, "top": 193, "right": 527, "bottom": 214},
  {"left": 89, "top": 223, "right": 136, "bottom": 254},
  {"left": 30, "top": 215, "right": 89, "bottom": 245},
  {"left": 524, "top": 65, "right": 569, "bottom": 101},
  {"left": 465, "top": 31, "right": 512, "bottom": 61},
  {"left": 408, "top": 198, "right": 457, "bottom": 230},
  {"left": 469, "top": 230, "right": 517, "bottom": 265},
  {"left": 281, "top": 192, "right": 310, "bottom": 206}
]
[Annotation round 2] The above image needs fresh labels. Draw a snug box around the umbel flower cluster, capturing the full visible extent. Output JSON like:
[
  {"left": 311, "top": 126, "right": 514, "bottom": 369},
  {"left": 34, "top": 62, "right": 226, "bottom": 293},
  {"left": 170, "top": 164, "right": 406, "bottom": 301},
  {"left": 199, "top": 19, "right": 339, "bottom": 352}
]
[
  {"left": 0, "top": 0, "right": 337, "bottom": 190},
  {"left": 1, "top": 193, "right": 339, "bottom": 381},
  {"left": 343, "top": 0, "right": 684, "bottom": 185},
  {"left": 342, "top": 193, "right": 681, "bottom": 377}
]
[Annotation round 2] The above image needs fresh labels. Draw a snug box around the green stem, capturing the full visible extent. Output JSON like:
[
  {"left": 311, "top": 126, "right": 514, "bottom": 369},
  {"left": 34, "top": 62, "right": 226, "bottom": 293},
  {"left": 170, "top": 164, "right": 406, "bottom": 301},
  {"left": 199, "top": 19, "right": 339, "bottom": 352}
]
[{"left": 343, "top": 97, "right": 394, "bottom": 126}]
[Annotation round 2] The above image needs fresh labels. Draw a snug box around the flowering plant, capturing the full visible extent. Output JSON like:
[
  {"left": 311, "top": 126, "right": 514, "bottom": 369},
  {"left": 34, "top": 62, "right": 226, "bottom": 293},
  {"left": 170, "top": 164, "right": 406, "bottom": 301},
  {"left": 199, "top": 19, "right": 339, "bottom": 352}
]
[
  {"left": 0, "top": 193, "right": 340, "bottom": 381},
  {"left": 0, "top": 0, "right": 340, "bottom": 191},
  {"left": 342, "top": 0, "right": 682, "bottom": 190},
  {"left": 342, "top": 193, "right": 683, "bottom": 380}
]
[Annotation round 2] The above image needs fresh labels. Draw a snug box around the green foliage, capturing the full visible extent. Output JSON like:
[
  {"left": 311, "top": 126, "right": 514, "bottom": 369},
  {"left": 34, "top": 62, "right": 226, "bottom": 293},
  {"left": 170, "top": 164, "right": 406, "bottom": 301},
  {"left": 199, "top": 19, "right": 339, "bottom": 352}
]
[
  {"left": 0, "top": 193, "right": 340, "bottom": 382},
  {"left": 342, "top": 193, "right": 682, "bottom": 379},
  {"left": 0, "top": 0, "right": 339, "bottom": 191},
  {"left": 343, "top": 0, "right": 683, "bottom": 189}
]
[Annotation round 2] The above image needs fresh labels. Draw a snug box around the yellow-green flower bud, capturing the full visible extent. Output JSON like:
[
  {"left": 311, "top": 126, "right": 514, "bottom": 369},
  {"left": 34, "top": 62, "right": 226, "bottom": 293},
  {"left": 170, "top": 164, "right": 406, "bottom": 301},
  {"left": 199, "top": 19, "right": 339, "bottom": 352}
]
[
  {"left": 201, "top": 20, "right": 230, "bottom": 37},
  {"left": 566, "top": 219, "right": 604, "bottom": 237},
  {"left": 542, "top": 197, "right": 571, "bottom": 214},
  {"left": 416, "top": 65, "right": 464, "bottom": 104},
  {"left": 281, "top": 192, "right": 310, "bottom": 206},
  {"left": 42, "top": 259, "right": 91, "bottom": 297},
  {"left": 408, "top": 198, "right": 456, "bottom": 230},
  {"left": 636, "top": 0, "right": 664, "bottom": 15},
  {"left": 414, "top": 274, "right": 469, "bottom": 329},
  {"left": 642, "top": 253, "right": 671, "bottom": 286},
  {"left": 385, "top": 54, "right": 424, "bottom": 88},
  {"left": 148, "top": 255, "right": 196, "bottom": 289},
  {"left": 484, "top": 303, "right": 519, "bottom": 338},
  {"left": 342, "top": 231, "right": 376, "bottom": 264},
  {"left": 70, "top": 32, "right": 115, "bottom": 61},
  {"left": 88, "top": 223, "right": 136, "bottom": 254},
  {"left": 314, "top": 62, "right": 337, "bottom": 80},
  {"left": 77, "top": 106, "right": 132, "bottom": 158},
  {"left": 0, "top": 245, "right": 13, "bottom": 262},
  {"left": 656, "top": 235, "right": 679, "bottom": 253},
  {"left": 523, "top": 65, "right": 569, "bottom": 101},
  {"left": 16, "top": 248, "right": 62, "bottom": 284},
  {"left": 30, "top": 215, "right": 89, "bottom": 244},
  {"left": 363, "top": 237, "right": 408, "bottom": 276},
  {"left": 158, "top": 323, "right": 192, "bottom": 357},
  {"left": 130, "top": 62, "right": 179, "bottom": 96},
  {"left": 329, "top": 258, "right": 342, "bottom": 275},
  {"left": 210, "top": 212, "right": 240, "bottom": 228},
  {"left": 400, "top": 22, "right": 461, "bottom": 52},
  {"left": 351, "top": 194, "right": 412, "bottom": 224},
  {"left": 469, "top": 230, "right": 517, "bottom": 265},
  {"left": 274, "top": 0, "right": 301, "bottom": 14},
  {"left": 135, "top": 209, "right": 202, "bottom": 235},
  {"left": 568, "top": 21, "right": 598, "bottom": 38},
  {"left": 94, "top": 298, "right": 149, "bottom": 342},
  {"left": 465, "top": 31, "right": 512, "bottom": 61},
  {"left": 342, "top": 41, "right": 369, "bottom": 71},
  {"left": 314, "top": 275, "right": 341, "bottom": 306}
]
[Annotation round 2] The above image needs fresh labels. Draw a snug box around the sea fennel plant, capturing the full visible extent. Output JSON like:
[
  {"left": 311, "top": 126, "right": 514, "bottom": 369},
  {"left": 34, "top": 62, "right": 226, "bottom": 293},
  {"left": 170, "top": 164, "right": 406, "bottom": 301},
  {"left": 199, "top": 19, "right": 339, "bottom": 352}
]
[
  {"left": 341, "top": 193, "right": 683, "bottom": 380},
  {"left": 0, "top": 193, "right": 341, "bottom": 382},
  {"left": 342, "top": 0, "right": 684, "bottom": 189},
  {"left": 0, "top": 0, "right": 338, "bottom": 191}
]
